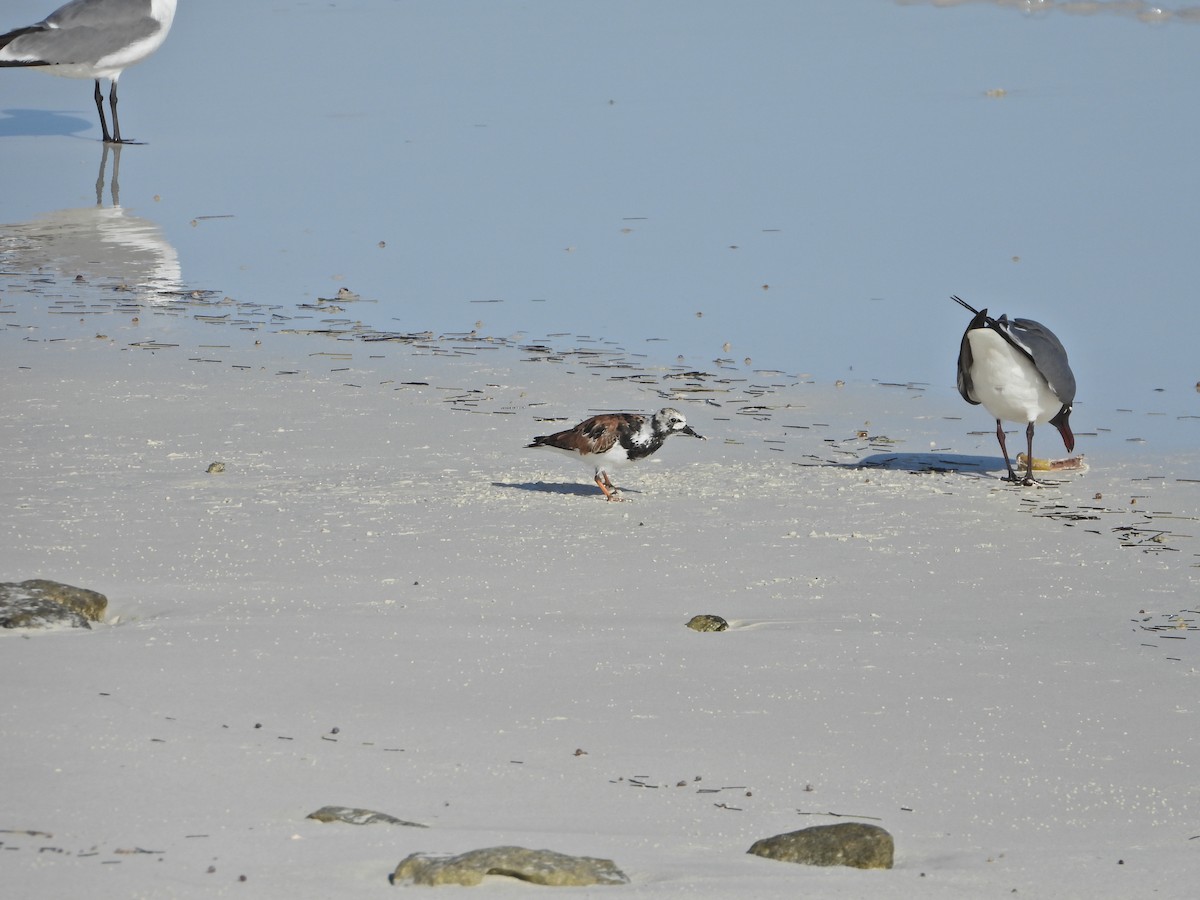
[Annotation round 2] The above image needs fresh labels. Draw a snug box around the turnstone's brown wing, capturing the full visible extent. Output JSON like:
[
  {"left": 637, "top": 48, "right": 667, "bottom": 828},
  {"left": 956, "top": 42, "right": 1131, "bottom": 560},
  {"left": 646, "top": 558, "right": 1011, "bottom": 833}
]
[{"left": 528, "top": 413, "right": 639, "bottom": 455}]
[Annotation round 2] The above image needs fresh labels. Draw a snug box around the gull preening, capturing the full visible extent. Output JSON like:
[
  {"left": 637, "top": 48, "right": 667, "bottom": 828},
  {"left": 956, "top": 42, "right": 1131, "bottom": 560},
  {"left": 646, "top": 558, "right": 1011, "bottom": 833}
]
[
  {"left": 0, "top": 0, "right": 177, "bottom": 143},
  {"left": 954, "top": 295, "right": 1077, "bottom": 486}
]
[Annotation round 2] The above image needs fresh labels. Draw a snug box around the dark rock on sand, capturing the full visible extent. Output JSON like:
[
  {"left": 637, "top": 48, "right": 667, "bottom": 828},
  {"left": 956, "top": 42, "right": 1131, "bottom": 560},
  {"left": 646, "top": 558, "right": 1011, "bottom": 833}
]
[
  {"left": 747, "top": 821, "right": 894, "bottom": 870},
  {"left": 0, "top": 579, "right": 108, "bottom": 630},
  {"left": 686, "top": 614, "right": 728, "bottom": 632},
  {"left": 391, "top": 846, "right": 629, "bottom": 887}
]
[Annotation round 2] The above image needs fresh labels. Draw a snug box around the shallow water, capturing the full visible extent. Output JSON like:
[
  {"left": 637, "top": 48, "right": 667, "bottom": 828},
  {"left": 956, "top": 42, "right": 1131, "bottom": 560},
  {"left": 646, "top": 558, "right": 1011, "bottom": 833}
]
[{"left": 2, "top": 0, "right": 1198, "bottom": 442}]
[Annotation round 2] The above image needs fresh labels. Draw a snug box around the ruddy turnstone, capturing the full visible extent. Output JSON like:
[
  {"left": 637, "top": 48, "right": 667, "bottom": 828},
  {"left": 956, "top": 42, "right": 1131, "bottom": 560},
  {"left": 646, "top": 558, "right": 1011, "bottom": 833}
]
[
  {"left": 0, "top": 0, "right": 178, "bottom": 144},
  {"left": 953, "top": 295, "right": 1076, "bottom": 485},
  {"left": 526, "top": 407, "right": 705, "bottom": 501}
]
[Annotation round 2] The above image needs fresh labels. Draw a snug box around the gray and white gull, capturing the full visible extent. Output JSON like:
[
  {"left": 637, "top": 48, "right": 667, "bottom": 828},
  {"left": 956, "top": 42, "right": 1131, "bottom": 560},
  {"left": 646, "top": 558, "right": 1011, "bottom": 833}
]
[
  {"left": 0, "top": 0, "right": 177, "bottom": 143},
  {"left": 954, "top": 295, "right": 1076, "bottom": 486}
]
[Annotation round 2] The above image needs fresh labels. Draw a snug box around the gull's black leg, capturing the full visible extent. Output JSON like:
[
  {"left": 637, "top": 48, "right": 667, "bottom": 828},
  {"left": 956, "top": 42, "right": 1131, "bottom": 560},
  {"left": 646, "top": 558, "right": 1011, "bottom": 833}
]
[
  {"left": 995, "top": 419, "right": 1018, "bottom": 482},
  {"left": 93, "top": 79, "right": 113, "bottom": 143},
  {"left": 108, "top": 81, "right": 123, "bottom": 143},
  {"left": 1023, "top": 422, "right": 1036, "bottom": 486}
]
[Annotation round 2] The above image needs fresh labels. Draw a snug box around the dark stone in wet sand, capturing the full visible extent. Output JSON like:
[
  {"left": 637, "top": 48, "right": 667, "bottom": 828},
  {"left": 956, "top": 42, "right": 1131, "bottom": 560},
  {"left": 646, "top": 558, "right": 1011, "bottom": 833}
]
[
  {"left": 306, "top": 805, "right": 427, "bottom": 827},
  {"left": 747, "top": 822, "right": 894, "bottom": 870},
  {"left": 391, "top": 846, "right": 629, "bottom": 887},
  {"left": 686, "top": 614, "right": 728, "bottom": 632},
  {"left": 0, "top": 579, "right": 108, "bottom": 630}
]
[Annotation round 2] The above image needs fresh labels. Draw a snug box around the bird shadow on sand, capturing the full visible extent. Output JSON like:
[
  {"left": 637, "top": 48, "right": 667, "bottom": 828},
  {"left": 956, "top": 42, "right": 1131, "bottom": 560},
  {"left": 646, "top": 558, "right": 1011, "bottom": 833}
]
[
  {"left": 493, "top": 481, "right": 643, "bottom": 499},
  {"left": 843, "top": 452, "right": 1001, "bottom": 475}
]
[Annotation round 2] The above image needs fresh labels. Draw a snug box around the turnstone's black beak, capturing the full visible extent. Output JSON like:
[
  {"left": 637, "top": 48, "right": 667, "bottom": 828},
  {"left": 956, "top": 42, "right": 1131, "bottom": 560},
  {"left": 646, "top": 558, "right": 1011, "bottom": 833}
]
[{"left": 680, "top": 425, "right": 705, "bottom": 440}]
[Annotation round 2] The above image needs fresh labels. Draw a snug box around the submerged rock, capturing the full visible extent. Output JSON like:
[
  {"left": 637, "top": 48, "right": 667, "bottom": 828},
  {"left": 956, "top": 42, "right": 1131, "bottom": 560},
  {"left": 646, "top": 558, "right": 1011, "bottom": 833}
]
[
  {"left": 685, "top": 614, "right": 728, "bottom": 632},
  {"left": 747, "top": 822, "right": 894, "bottom": 870},
  {"left": 0, "top": 579, "right": 108, "bottom": 630},
  {"left": 306, "top": 805, "right": 426, "bottom": 828},
  {"left": 391, "top": 846, "right": 629, "bottom": 887}
]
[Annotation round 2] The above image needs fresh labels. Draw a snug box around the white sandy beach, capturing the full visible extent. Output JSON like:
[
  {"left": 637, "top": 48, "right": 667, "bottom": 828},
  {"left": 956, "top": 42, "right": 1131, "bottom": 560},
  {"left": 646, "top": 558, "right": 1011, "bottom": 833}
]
[{"left": 2, "top": 285, "right": 1197, "bottom": 898}]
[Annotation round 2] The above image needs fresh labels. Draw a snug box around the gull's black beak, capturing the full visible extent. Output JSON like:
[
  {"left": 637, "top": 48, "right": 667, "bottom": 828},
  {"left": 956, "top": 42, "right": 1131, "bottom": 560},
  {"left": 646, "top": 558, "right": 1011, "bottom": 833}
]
[{"left": 680, "top": 425, "right": 705, "bottom": 440}]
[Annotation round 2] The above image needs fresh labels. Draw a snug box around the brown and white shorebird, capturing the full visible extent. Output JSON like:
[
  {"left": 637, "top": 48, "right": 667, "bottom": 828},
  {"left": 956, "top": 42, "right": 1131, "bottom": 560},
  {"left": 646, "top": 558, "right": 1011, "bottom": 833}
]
[
  {"left": 526, "top": 408, "right": 705, "bottom": 501},
  {"left": 954, "top": 295, "right": 1076, "bottom": 486}
]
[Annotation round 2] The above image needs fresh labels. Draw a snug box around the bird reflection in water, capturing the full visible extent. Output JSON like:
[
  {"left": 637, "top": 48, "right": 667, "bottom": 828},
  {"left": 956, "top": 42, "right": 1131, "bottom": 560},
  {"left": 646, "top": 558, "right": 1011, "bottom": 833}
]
[{"left": 0, "top": 141, "right": 181, "bottom": 301}]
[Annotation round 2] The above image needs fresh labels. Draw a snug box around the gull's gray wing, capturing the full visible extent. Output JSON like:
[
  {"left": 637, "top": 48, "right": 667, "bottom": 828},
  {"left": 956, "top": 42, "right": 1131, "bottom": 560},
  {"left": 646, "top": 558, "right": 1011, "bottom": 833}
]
[
  {"left": 1, "top": 0, "right": 160, "bottom": 66},
  {"left": 1002, "top": 316, "right": 1076, "bottom": 405}
]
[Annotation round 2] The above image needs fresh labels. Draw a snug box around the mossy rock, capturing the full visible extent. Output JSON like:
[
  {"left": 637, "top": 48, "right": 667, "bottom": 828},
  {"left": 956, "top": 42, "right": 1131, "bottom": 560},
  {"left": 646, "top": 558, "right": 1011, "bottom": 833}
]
[
  {"left": 686, "top": 614, "right": 728, "bottom": 632},
  {"left": 748, "top": 822, "right": 894, "bottom": 870},
  {"left": 1, "top": 580, "right": 108, "bottom": 629},
  {"left": 391, "top": 846, "right": 628, "bottom": 887}
]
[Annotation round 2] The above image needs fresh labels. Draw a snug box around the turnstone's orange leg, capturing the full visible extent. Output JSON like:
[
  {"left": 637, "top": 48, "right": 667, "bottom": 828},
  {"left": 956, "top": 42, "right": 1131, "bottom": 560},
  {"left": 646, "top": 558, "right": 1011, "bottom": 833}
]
[{"left": 595, "top": 473, "right": 623, "bottom": 501}]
